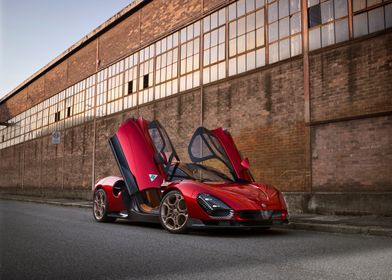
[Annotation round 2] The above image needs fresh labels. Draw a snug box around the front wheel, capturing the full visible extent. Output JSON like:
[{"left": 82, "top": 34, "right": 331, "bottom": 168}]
[
  {"left": 159, "top": 191, "right": 189, "bottom": 234},
  {"left": 93, "top": 189, "right": 116, "bottom": 222}
]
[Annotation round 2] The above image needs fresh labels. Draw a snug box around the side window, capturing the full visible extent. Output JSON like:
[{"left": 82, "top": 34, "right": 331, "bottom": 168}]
[
  {"left": 148, "top": 120, "right": 179, "bottom": 167},
  {"left": 149, "top": 127, "right": 164, "bottom": 153}
]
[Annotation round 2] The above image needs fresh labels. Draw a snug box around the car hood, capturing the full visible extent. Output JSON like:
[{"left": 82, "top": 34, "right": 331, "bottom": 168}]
[{"left": 180, "top": 180, "right": 285, "bottom": 210}]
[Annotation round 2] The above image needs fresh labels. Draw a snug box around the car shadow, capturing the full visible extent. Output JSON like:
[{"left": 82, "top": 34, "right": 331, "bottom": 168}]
[
  {"left": 190, "top": 227, "right": 290, "bottom": 237},
  {"left": 114, "top": 218, "right": 290, "bottom": 237}
]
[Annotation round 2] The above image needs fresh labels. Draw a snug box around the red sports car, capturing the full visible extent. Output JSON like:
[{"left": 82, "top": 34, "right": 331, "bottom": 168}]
[{"left": 93, "top": 117, "right": 288, "bottom": 233}]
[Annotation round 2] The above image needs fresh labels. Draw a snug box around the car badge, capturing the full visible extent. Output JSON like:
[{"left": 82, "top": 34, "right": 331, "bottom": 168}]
[
  {"left": 261, "top": 203, "right": 267, "bottom": 208},
  {"left": 149, "top": 174, "right": 158, "bottom": 182}
]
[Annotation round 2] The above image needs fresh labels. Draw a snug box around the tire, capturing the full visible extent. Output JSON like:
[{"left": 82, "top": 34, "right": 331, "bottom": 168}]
[
  {"left": 93, "top": 189, "right": 116, "bottom": 223},
  {"left": 159, "top": 190, "right": 189, "bottom": 234}
]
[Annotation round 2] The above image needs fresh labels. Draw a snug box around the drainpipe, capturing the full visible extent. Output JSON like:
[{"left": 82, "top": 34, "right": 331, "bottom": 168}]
[
  {"left": 91, "top": 38, "right": 100, "bottom": 191},
  {"left": 301, "top": 0, "right": 312, "bottom": 192}
]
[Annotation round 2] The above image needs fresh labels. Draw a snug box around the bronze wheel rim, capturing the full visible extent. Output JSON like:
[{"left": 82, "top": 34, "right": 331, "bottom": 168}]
[
  {"left": 94, "top": 191, "right": 106, "bottom": 220},
  {"left": 161, "top": 192, "right": 188, "bottom": 231}
]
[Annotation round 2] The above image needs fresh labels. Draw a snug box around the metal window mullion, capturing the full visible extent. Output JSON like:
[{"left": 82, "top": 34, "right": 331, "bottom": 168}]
[
  {"left": 176, "top": 37, "right": 181, "bottom": 94},
  {"left": 121, "top": 64, "right": 126, "bottom": 111},
  {"left": 150, "top": 45, "right": 156, "bottom": 102},
  {"left": 225, "top": 5, "right": 230, "bottom": 78},
  {"left": 136, "top": 51, "right": 140, "bottom": 110},
  {"left": 266, "top": 2, "right": 270, "bottom": 64}
]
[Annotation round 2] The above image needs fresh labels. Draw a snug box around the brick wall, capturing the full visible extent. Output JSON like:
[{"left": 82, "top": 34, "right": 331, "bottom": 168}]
[
  {"left": 140, "top": 0, "right": 201, "bottom": 45},
  {"left": 99, "top": 12, "right": 141, "bottom": 68},
  {"left": 63, "top": 122, "right": 95, "bottom": 190},
  {"left": 27, "top": 76, "right": 45, "bottom": 108},
  {"left": 312, "top": 116, "right": 392, "bottom": 192},
  {"left": 0, "top": 145, "right": 23, "bottom": 188},
  {"left": 23, "top": 138, "right": 42, "bottom": 189},
  {"left": 309, "top": 32, "right": 392, "bottom": 193},
  {"left": 67, "top": 39, "right": 97, "bottom": 85},
  {"left": 202, "top": 59, "right": 306, "bottom": 192},
  {"left": 310, "top": 32, "right": 392, "bottom": 122},
  {"left": 203, "top": 0, "right": 227, "bottom": 11},
  {"left": 44, "top": 60, "right": 68, "bottom": 98},
  {"left": 1, "top": 88, "right": 28, "bottom": 120}
]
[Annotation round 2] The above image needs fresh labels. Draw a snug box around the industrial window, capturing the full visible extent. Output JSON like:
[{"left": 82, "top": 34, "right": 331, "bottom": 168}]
[
  {"left": 42, "top": 100, "right": 50, "bottom": 129},
  {"left": 203, "top": 8, "right": 226, "bottom": 83},
  {"left": 35, "top": 110, "right": 42, "bottom": 137},
  {"left": 155, "top": 32, "right": 179, "bottom": 99},
  {"left": 353, "top": 1, "right": 392, "bottom": 38},
  {"left": 139, "top": 45, "right": 155, "bottom": 104},
  {"left": 48, "top": 95, "right": 58, "bottom": 128},
  {"left": 228, "top": 0, "right": 267, "bottom": 76},
  {"left": 26, "top": 111, "right": 33, "bottom": 141},
  {"left": 124, "top": 54, "right": 138, "bottom": 109},
  {"left": 64, "top": 87, "right": 74, "bottom": 127},
  {"left": 96, "top": 69, "right": 108, "bottom": 117},
  {"left": 268, "top": 0, "right": 302, "bottom": 64},
  {"left": 107, "top": 60, "right": 124, "bottom": 116},
  {"left": 55, "top": 91, "right": 65, "bottom": 130},
  {"left": 308, "top": 0, "right": 349, "bottom": 51},
  {"left": 54, "top": 111, "right": 61, "bottom": 122},
  {"left": 179, "top": 21, "right": 201, "bottom": 91},
  {"left": 31, "top": 103, "right": 41, "bottom": 137},
  {"left": 85, "top": 75, "right": 95, "bottom": 121},
  {"left": 71, "top": 82, "right": 86, "bottom": 126}
]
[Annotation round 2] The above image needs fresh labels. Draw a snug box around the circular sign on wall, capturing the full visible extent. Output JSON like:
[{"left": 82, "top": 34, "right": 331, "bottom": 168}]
[{"left": 52, "top": 131, "right": 61, "bottom": 145}]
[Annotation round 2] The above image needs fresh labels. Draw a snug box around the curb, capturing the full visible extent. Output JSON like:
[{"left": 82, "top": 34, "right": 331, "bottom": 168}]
[
  {"left": 0, "top": 196, "right": 92, "bottom": 209},
  {"left": 288, "top": 222, "right": 392, "bottom": 238}
]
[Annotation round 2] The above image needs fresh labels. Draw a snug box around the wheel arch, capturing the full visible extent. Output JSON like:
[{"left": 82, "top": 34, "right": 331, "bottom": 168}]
[
  {"left": 93, "top": 176, "right": 127, "bottom": 213},
  {"left": 162, "top": 182, "right": 208, "bottom": 220},
  {"left": 161, "top": 185, "right": 182, "bottom": 197}
]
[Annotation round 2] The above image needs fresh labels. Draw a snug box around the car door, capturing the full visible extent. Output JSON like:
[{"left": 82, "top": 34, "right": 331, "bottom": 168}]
[
  {"left": 148, "top": 120, "right": 180, "bottom": 171},
  {"left": 109, "top": 117, "right": 167, "bottom": 196},
  {"left": 188, "top": 127, "right": 253, "bottom": 182}
]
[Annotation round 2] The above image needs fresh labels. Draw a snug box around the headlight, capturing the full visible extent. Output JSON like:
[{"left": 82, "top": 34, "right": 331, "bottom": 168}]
[{"left": 197, "top": 193, "right": 234, "bottom": 218}]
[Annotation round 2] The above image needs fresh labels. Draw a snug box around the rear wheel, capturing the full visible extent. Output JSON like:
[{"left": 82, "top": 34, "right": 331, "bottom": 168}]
[
  {"left": 159, "top": 191, "right": 189, "bottom": 234},
  {"left": 93, "top": 189, "right": 116, "bottom": 222}
]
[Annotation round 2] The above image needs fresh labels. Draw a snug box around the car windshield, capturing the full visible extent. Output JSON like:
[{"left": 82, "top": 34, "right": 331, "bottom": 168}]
[{"left": 167, "top": 163, "right": 234, "bottom": 183}]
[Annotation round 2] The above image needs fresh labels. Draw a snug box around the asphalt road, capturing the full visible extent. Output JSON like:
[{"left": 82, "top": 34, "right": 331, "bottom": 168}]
[{"left": 1, "top": 200, "right": 392, "bottom": 280}]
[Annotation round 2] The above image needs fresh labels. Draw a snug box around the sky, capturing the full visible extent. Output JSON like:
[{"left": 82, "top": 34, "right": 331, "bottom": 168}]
[{"left": 0, "top": 0, "right": 133, "bottom": 99}]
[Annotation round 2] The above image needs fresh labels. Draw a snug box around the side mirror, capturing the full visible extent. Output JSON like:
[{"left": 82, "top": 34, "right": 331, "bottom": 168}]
[{"left": 241, "top": 157, "right": 250, "bottom": 170}]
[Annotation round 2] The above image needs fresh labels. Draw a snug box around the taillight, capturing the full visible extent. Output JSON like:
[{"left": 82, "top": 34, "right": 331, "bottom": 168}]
[{"left": 281, "top": 210, "right": 288, "bottom": 220}]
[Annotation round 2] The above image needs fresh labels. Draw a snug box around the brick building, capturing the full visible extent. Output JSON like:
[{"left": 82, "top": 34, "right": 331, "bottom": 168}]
[{"left": 1, "top": 0, "right": 391, "bottom": 215}]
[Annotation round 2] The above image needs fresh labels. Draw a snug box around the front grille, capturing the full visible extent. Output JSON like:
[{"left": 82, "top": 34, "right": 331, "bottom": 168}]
[
  {"left": 238, "top": 210, "right": 282, "bottom": 220},
  {"left": 202, "top": 220, "right": 273, "bottom": 227}
]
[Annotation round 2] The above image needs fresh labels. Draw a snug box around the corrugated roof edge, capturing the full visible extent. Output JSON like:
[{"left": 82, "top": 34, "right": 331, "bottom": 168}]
[{"left": 0, "top": 0, "right": 146, "bottom": 104}]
